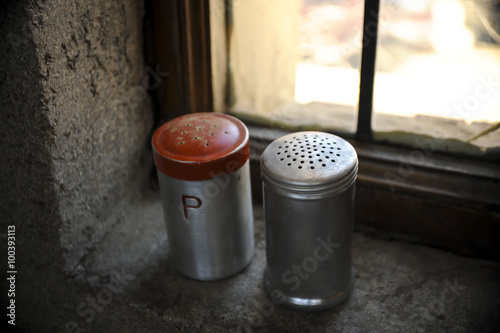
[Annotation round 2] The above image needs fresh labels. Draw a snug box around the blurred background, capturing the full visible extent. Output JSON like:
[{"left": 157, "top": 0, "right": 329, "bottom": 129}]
[{"left": 228, "top": 0, "right": 500, "bottom": 152}]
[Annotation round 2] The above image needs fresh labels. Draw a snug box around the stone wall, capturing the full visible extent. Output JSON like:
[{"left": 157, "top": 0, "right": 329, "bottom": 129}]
[{"left": 0, "top": 0, "right": 154, "bottom": 329}]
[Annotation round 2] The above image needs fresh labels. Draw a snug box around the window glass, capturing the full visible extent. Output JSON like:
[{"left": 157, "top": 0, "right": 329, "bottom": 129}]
[
  {"left": 227, "top": 0, "right": 364, "bottom": 133},
  {"left": 373, "top": 0, "right": 500, "bottom": 155}
]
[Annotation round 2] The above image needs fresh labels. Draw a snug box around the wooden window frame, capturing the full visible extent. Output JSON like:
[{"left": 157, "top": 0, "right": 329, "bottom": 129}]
[
  {"left": 150, "top": 0, "right": 500, "bottom": 261},
  {"left": 151, "top": 0, "right": 213, "bottom": 120}
]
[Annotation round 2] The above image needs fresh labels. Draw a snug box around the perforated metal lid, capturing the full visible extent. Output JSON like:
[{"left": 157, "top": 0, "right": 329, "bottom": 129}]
[
  {"left": 261, "top": 132, "right": 358, "bottom": 195},
  {"left": 152, "top": 113, "right": 249, "bottom": 181}
]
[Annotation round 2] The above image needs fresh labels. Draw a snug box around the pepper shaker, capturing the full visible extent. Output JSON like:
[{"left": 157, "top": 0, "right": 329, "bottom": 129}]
[{"left": 152, "top": 113, "right": 254, "bottom": 281}]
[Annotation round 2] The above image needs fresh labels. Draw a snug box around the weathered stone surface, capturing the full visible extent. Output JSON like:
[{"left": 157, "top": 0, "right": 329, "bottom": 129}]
[
  {"left": 1, "top": 0, "right": 67, "bottom": 329},
  {"left": 50, "top": 203, "right": 500, "bottom": 332},
  {"left": 30, "top": 0, "right": 153, "bottom": 274},
  {"left": 1, "top": 0, "right": 153, "bottom": 330},
  {"left": 117, "top": 205, "right": 500, "bottom": 333}
]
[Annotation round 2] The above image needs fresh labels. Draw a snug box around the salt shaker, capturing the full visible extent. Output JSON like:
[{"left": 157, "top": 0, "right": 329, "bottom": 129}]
[{"left": 261, "top": 131, "right": 357, "bottom": 310}]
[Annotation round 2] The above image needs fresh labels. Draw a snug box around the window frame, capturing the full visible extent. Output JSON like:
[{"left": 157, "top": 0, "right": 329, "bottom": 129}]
[
  {"left": 151, "top": 0, "right": 213, "bottom": 120},
  {"left": 151, "top": 0, "right": 500, "bottom": 261}
]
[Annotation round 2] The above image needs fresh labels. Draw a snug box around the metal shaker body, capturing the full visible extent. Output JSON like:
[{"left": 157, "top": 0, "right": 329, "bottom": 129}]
[
  {"left": 152, "top": 113, "right": 254, "bottom": 281},
  {"left": 261, "top": 131, "right": 357, "bottom": 311},
  {"left": 157, "top": 161, "right": 254, "bottom": 280}
]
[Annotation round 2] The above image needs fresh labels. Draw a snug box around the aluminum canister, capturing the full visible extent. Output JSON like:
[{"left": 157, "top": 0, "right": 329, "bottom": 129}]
[
  {"left": 152, "top": 112, "right": 254, "bottom": 281},
  {"left": 261, "top": 131, "right": 357, "bottom": 311}
]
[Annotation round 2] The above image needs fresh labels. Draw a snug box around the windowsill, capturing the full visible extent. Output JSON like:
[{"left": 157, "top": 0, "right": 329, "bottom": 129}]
[
  {"left": 74, "top": 199, "right": 499, "bottom": 331},
  {"left": 244, "top": 124, "right": 500, "bottom": 261},
  {"left": 230, "top": 109, "right": 500, "bottom": 160}
]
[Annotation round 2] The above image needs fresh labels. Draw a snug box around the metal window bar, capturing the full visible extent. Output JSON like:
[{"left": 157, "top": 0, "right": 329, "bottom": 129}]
[{"left": 356, "top": 0, "right": 380, "bottom": 141}]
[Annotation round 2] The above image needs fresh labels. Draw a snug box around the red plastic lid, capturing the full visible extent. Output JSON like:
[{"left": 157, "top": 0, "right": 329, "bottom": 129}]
[{"left": 152, "top": 113, "right": 250, "bottom": 181}]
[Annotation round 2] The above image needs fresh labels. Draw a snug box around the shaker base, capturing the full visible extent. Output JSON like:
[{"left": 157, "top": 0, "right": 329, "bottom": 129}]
[
  {"left": 175, "top": 248, "right": 255, "bottom": 282},
  {"left": 263, "top": 267, "right": 354, "bottom": 311}
]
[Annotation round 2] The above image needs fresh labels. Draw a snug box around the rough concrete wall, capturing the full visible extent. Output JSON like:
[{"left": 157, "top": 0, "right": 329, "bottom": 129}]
[
  {"left": 0, "top": 0, "right": 153, "bottom": 330},
  {"left": 32, "top": 0, "right": 153, "bottom": 274},
  {"left": 0, "top": 0, "right": 69, "bottom": 328}
]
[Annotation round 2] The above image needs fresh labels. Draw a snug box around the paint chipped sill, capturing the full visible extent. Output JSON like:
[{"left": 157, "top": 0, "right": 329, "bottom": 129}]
[{"left": 230, "top": 106, "right": 500, "bottom": 162}]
